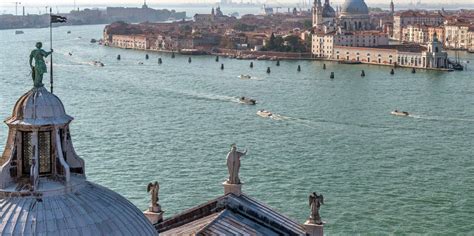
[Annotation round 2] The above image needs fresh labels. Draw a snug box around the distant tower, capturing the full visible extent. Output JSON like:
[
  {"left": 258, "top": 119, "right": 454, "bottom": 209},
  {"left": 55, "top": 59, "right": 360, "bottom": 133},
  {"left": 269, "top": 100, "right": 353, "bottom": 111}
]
[
  {"left": 426, "top": 32, "right": 447, "bottom": 68},
  {"left": 212, "top": 7, "right": 215, "bottom": 16},
  {"left": 312, "top": 0, "right": 323, "bottom": 27},
  {"left": 142, "top": 0, "right": 148, "bottom": 9},
  {"left": 390, "top": 0, "right": 394, "bottom": 14}
]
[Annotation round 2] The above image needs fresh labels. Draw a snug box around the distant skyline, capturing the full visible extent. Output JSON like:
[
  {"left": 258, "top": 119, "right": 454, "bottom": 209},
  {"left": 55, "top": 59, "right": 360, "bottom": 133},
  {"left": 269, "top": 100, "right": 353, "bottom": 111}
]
[
  {"left": 1, "top": 0, "right": 474, "bottom": 6},
  {"left": 0, "top": 0, "right": 473, "bottom": 15}
]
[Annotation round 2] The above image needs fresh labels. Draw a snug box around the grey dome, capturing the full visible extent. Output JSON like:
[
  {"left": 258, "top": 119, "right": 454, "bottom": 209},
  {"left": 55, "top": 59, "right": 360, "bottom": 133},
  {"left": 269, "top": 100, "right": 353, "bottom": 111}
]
[
  {"left": 322, "top": 3, "right": 336, "bottom": 17},
  {"left": 5, "top": 86, "right": 73, "bottom": 126},
  {"left": 341, "top": 0, "right": 369, "bottom": 15},
  {"left": 0, "top": 179, "right": 158, "bottom": 235}
]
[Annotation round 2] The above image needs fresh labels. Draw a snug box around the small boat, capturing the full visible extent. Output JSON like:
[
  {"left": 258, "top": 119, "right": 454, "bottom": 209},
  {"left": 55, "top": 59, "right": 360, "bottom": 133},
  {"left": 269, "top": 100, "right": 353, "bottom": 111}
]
[
  {"left": 90, "top": 38, "right": 97, "bottom": 43},
  {"left": 67, "top": 31, "right": 71, "bottom": 34},
  {"left": 239, "top": 74, "right": 251, "bottom": 79},
  {"left": 68, "top": 52, "right": 72, "bottom": 56},
  {"left": 391, "top": 110, "right": 409, "bottom": 117},
  {"left": 15, "top": 30, "right": 24, "bottom": 35},
  {"left": 257, "top": 109, "right": 272, "bottom": 118},
  {"left": 452, "top": 63, "right": 464, "bottom": 71},
  {"left": 91, "top": 61, "right": 104, "bottom": 67},
  {"left": 138, "top": 62, "right": 144, "bottom": 65},
  {"left": 239, "top": 97, "right": 256, "bottom": 105},
  {"left": 338, "top": 60, "right": 361, "bottom": 64}
]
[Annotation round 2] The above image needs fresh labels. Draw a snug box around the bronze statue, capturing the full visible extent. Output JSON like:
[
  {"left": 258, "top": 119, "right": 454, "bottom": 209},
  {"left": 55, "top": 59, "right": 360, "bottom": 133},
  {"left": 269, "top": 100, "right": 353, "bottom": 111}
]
[
  {"left": 309, "top": 192, "right": 324, "bottom": 225},
  {"left": 226, "top": 144, "right": 247, "bottom": 184},
  {"left": 147, "top": 181, "right": 160, "bottom": 208},
  {"left": 29, "top": 42, "right": 53, "bottom": 88}
]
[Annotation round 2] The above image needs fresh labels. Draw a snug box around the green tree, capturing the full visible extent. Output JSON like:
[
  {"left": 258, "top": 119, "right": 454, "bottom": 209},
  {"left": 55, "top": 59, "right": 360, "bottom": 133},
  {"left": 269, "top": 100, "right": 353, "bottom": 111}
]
[{"left": 303, "top": 20, "right": 313, "bottom": 29}]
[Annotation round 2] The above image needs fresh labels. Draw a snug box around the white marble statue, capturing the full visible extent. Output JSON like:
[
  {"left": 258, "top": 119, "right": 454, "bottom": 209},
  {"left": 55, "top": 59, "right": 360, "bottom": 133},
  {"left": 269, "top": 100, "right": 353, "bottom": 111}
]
[
  {"left": 147, "top": 181, "right": 160, "bottom": 208},
  {"left": 309, "top": 192, "right": 324, "bottom": 224},
  {"left": 226, "top": 144, "right": 247, "bottom": 184}
]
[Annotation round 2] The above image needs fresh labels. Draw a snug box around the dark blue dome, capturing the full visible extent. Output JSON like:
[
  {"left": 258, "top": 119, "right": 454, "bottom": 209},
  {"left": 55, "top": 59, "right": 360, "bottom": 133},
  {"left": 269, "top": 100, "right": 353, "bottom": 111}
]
[
  {"left": 341, "top": 0, "right": 369, "bottom": 15},
  {"left": 322, "top": 3, "right": 336, "bottom": 17}
]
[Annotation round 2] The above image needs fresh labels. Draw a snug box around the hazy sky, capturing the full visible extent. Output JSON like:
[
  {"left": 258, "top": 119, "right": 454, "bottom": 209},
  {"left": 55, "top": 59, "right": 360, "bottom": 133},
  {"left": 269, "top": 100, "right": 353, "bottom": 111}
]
[{"left": 1, "top": 0, "right": 473, "bottom": 5}]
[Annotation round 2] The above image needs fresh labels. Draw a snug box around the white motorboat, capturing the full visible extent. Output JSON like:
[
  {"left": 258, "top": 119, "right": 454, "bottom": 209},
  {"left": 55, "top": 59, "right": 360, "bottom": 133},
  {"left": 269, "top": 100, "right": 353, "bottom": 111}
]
[
  {"left": 91, "top": 61, "right": 104, "bottom": 67},
  {"left": 391, "top": 110, "right": 409, "bottom": 116},
  {"left": 239, "top": 74, "right": 251, "bottom": 79},
  {"left": 257, "top": 109, "right": 272, "bottom": 118},
  {"left": 239, "top": 97, "right": 256, "bottom": 105}
]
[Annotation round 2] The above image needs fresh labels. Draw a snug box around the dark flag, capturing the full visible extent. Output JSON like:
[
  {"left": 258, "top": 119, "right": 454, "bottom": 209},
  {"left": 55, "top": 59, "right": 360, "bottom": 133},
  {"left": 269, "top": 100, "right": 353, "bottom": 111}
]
[
  {"left": 51, "top": 15, "right": 67, "bottom": 23},
  {"left": 49, "top": 12, "right": 67, "bottom": 93}
]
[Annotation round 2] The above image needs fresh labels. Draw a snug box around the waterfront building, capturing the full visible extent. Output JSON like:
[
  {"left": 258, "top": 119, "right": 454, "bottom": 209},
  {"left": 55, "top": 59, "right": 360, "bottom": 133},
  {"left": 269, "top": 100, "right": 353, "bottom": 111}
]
[
  {"left": 109, "top": 34, "right": 150, "bottom": 50},
  {"left": 401, "top": 24, "right": 445, "bottom": 45},
  {"left": 331, "top": 34, "right": 448, "bottom": 68},
  {"left": 444, "top": 21, "right": 474, "bottom": 50},
  {"left": 312, "top": 31, "right": 389, "bottom": 57},
  {"left": 393, "top": 10, "right": 444, "bottom": 41},
  {"left": 311, "top": 0, "right": 389, "bottom": 58},
  {"left": 0, "top": 83, "right": 157, "bottom": 235}
]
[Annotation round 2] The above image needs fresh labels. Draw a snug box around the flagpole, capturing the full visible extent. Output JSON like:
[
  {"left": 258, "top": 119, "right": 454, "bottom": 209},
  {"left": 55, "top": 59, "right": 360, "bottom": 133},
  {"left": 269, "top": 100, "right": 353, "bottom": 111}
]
[{"left": 49, "top": 7, "right": 53, "bottom": 94}]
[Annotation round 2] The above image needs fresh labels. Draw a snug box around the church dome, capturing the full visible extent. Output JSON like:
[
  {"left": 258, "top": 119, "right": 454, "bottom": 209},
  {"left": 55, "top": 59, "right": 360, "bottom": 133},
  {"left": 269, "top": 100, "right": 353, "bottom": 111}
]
[
  {"left": 341, "top": 0, "right": 369, "bottom": 15},
  {"left": 322, "top": 3, "right": 336, "bottom": 17},
  {"left": 0, "top": 179, "right": 158, "bottom": 235},
  {"left": 0, "top": 84, "right": 157, "bottom": 235},
  {"left": 5, "top": 86, "right": 73, "bottom": 126}
]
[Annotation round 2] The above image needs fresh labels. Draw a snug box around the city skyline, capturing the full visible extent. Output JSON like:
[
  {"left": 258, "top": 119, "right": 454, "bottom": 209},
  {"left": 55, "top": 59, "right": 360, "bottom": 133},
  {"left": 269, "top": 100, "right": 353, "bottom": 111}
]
[{"left": 1, "top": 0, "right": 474, "bottom": 7}]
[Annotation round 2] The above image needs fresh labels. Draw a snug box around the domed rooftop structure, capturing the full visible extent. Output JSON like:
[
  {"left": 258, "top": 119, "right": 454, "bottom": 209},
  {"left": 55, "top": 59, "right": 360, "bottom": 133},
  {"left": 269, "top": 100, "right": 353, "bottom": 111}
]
[
  {"left": 0, "top": 83, "right": 157, "bottom": 235},
  {"left": 6, "top": 87, "right": 72, "bottom": 126},
  {"left": 322, "top": 0, "right": 336, "bottom": 18},
  {"left": 341, "top": 0, "right": 369, "bottom": 15}
]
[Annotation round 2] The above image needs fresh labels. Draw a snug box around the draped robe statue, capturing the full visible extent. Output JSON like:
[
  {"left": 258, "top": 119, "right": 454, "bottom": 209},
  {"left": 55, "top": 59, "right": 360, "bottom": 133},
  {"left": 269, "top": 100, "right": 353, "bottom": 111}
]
[
  {"left": 309, "top": 192, "right": 324, "bottom": 224},
  {"left": 29, "top": 42, "right": 52, "bottom": 88},
  {"left": 226, "top": 144, "right": 247, "bottom": 184},
  {"left": 147, "top": 181, "right": 160, "bottom": 208}
]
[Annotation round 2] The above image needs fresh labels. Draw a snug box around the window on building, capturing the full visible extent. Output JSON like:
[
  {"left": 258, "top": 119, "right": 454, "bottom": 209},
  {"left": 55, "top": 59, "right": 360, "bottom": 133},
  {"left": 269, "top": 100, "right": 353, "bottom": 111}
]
[
  {"left": 21, "top": 131, "right": 52, "bottom": 176},
  {"left": 22, "top": 132, "right": 33, "bottom": 175}
]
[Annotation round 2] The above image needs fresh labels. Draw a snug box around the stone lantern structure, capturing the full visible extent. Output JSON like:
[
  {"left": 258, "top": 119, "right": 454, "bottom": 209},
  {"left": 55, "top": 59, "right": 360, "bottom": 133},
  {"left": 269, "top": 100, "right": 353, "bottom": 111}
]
[{"left": 0, "top": 85, "right": 157, "bottom": 235}]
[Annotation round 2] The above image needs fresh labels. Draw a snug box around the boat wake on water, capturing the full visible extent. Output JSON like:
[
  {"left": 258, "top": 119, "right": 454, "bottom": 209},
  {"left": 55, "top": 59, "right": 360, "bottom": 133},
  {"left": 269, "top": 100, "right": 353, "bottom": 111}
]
[
  {"left": 171, "top": 90, "right": 240, "bottom": 103},
  {"left": 409, "top": 114, "right": 474, "bottom": 122}
]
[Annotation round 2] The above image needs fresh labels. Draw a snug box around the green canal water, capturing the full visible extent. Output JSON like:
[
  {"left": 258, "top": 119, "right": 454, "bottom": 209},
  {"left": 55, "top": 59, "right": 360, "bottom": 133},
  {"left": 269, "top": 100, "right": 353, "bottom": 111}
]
[{"left": 0, "top": 25, "right": 473, "bottom": 234}]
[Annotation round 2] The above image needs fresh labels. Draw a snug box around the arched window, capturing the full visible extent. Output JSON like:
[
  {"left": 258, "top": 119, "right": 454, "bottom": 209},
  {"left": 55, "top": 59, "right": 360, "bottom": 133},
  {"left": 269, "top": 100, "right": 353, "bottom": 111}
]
[
  {"left": 22, "top": 132, "right": 33, "bottom": 175},
  {"left": 21, "top": 131, "right": 52, "bottom": 176},
  {"left": 38, "top": 131, "right": 52, "bottom": 175}
]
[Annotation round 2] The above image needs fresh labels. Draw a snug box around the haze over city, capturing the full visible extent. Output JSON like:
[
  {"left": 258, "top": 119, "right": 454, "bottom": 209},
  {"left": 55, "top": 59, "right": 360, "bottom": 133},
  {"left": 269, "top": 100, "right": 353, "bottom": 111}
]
[{"left": 1, "top": 0, "right": 473, "bottom": 6}]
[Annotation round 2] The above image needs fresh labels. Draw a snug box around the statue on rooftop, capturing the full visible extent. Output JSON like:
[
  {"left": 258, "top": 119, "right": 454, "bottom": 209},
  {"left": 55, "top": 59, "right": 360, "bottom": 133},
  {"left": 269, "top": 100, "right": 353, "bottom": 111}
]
[
  {"left": 309, "top": 192, "right": 324, "bottom": 225},
  {"left": 147, "top": 181, "right": 160, "bottom": 209},
  {"left": 226, "top": 144, "right": 247, "bottom": 184},
  {"left": 29, "top": 42, "right": 53, "bottom": 88}
]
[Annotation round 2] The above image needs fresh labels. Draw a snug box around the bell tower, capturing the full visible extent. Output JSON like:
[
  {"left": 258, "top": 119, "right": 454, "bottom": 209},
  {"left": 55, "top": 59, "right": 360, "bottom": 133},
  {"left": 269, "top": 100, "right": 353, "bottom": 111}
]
[
  {"left": 312, "top": 0, "right": 323, "bottom": 28},
  {"left": 390, "top": 0, "right": 395, "bottom": 14}
]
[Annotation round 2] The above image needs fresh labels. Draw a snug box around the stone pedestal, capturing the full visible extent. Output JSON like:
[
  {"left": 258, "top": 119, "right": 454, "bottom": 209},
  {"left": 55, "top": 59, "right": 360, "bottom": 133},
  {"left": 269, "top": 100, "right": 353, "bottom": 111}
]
[
  {"left": 223, "top": 181, "right": 242, "bottom": 196},
  {"left": 304, "top": 220, "right": 324, "bottom": 236},
  {"left": 144, "top": 210, "right": 164, "bottom": 225},
  {"left": 143, "top": 205, "right": 163, "bottom": 225}
]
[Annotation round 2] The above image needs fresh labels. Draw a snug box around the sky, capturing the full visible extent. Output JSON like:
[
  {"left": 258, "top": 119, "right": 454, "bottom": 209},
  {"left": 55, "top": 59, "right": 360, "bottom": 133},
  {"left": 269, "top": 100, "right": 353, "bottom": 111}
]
[{"left": 0, "top": 0, "right": 473, "bottom": 5}]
